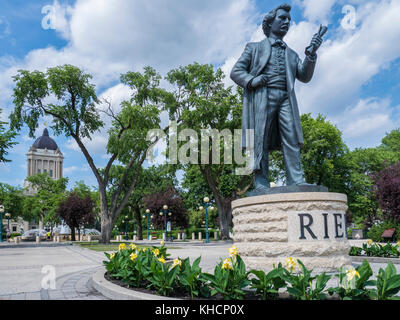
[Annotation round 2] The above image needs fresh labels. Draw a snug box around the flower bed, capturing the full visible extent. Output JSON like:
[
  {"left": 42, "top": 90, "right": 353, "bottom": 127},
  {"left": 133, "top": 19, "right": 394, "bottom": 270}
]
[
  {"left": 103, "top": 242, "right": 400, "bottom": 300},
  {"left": 349, "top": 240, "right": 400, "bottom": 258}
]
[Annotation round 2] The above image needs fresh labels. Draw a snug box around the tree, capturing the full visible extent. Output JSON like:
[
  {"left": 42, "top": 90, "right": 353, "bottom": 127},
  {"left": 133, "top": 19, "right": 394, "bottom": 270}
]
[
  {"left": 270, "top": 113, "right": 350, "bottom": 192},
  {"left": 373, "top": 162, "right": 400, "bottom": 223},
  {"left": 25, "top": 173, "right": 68, "bottom": 226},
  {"left": 164, "top": 63, "right": 251, "bottom": 239},
  {"left": 143, "top": 186, "right": 189, "bottom": 230},
  {"left": 107, "top": 164, "right": 177, "bottom": 240},
  {"left": 0, "top": 108, "right": 17, "bottom": 163},
  {"left": 10, "top": 65, "right": 165, "bottom": 243},
  {"left": 57, "top": 192, "right": 95, "bottom": 241},
  {"left": 71, "top": 180, "right": 101, "bottom": 230},
  {"left": 0, "top": 183, "right": 24, "bottom": 224},
  {"left": 345, "top": 147, "right": 398, "bottom": 228},
  {"left": 381, "top": 128, "right": 400, "bottom": 154}
]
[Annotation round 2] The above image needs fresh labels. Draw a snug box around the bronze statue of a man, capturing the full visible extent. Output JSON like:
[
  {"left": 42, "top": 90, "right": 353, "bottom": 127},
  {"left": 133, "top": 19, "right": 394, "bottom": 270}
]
[{"left": 230, "top": 3, "right": 325, "bottom": 194}]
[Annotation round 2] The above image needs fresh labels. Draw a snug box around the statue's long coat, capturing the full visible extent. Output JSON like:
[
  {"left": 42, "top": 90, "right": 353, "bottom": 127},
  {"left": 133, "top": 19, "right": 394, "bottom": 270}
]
[{"left": 230, "top": 37, "right": 317, "bottom": 171}]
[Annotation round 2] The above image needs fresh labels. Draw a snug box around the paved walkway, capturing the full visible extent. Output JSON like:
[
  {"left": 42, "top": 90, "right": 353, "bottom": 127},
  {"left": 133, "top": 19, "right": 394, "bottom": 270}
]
[
  {"left": 0, "top": 239, "right": 399, "bottom": 300},
  {"left": 0, "top": 244, "right": 109, "bottom": 300},
  {"left": 0, "top": 240, "right": 233, "bottom": 300}
]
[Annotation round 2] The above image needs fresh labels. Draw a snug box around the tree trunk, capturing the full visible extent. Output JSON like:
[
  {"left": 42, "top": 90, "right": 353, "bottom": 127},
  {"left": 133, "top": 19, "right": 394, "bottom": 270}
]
[
  {"left": 134, "top": 207, "right": 143, "bottom": 240},
  {"left": 215, "top": 196, "right": 232, "bottom": 240},
  {"left": 100, "top": 213, "right": 112, "bottom": 244},
  {"left": 71, "top": 225, "right": 76, "bottom": 242}
]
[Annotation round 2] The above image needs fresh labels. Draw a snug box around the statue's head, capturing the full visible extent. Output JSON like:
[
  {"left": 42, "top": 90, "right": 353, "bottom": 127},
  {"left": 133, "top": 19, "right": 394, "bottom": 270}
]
[{"left": 262, "top": 4, "right": 291, "bottom": 38}]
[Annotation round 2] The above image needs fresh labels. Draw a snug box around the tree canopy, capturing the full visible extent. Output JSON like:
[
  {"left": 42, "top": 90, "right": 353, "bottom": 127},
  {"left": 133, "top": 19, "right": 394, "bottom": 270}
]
[
  {"left": 0, "top": 108, "right": 17, "bottom": 163},
  {"left": 10, "top": 64, "right": 165, "bottom": 243}
]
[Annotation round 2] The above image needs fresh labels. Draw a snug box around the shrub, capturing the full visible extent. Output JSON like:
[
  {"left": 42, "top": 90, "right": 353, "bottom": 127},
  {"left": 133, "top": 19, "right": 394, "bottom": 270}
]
[
  {"left": 328, "top": 260, "right": 374, "bottom": 300},
  {"left": 367, "top": 221, "right": 400, "bottom": 242},
  {"left": 201, "top": 248, "right": 250, "bottom": 300}
]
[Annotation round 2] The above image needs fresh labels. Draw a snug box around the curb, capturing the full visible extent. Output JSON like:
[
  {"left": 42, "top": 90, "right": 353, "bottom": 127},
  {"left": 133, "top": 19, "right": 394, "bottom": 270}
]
[
  {"left": 91, "top": 269, "right": 179, "bottom": 300},
  {"left": 0, "top": 242, "right": 73, "bottom": 249},
  {"left": 351, "top": 256, "right": 400, "bottom": 265}
]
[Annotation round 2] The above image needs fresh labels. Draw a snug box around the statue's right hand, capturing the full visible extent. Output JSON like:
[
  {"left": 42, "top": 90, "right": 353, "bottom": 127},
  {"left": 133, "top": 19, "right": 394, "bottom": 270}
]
[{"left": 250, "top": 74, "right": 268, "bottom": 89}]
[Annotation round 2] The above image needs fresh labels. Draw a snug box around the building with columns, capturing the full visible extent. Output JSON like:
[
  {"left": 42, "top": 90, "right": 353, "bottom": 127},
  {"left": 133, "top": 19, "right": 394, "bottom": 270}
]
[
  {"left": 1, "top": 128, "right": 64, "bottom": 236},
  {"left": 20, "top": 128, "right": 64, "bottom": 231},
  {"left": 25, "top": 128, "right": 64, "bottom": 194}
]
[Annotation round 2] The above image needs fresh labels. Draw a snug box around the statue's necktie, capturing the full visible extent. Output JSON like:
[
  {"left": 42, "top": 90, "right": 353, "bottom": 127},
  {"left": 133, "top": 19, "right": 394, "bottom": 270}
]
[{"left": 272, "top": 39, "right": 286, "bottom": 48}]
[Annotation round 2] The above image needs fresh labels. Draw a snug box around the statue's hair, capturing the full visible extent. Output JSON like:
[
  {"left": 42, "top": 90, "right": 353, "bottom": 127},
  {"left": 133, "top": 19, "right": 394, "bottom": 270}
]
[{"left": 262, "top": 4, "right": 291, "bottom": 37}]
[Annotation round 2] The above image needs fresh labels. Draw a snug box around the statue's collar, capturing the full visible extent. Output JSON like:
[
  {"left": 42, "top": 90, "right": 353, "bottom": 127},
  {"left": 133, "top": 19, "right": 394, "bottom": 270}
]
[{"left": 267, "top": 36, "right": 287, "bottom": 48}]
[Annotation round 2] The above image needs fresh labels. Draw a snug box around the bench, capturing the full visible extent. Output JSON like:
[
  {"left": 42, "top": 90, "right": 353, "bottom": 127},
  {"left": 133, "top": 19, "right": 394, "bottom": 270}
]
[{"left": 381, "top": 228, "right": 396, "bottom": 242}]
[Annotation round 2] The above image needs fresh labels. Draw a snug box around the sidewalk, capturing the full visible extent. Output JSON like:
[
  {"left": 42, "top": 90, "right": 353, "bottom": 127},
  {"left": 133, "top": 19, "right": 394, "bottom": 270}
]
[{"left": 0, "top": 239, "right": 399, "bottom": 300}]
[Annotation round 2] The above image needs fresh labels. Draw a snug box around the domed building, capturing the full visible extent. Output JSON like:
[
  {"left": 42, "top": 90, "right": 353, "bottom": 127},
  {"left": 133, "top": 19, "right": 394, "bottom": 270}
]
[
  {"left": 18, "top": 128, "right": 64, "bottom": 231},
  {"left": 26, "top": 128, "right": 64, "bottom": 186}
]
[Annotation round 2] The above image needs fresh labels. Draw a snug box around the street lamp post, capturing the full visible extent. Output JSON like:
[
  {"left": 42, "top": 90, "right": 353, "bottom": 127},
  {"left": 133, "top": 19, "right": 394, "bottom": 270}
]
[
  {"left": 199, "top": 197, "right": 214, "bottom": 244},
  {"left": 125, "top": 215, "right": 129, "bottom": 241},
  {"left": 0, "top": 205, "right": 4, "bottom": 243},
  {"left": 143, "top": 209, "right": 153, "bottom": 240},
  {"left": 5, "top": 213, "right": 11, "bottom": 231},
  {"left": 159, "top": 205, "right": 171, "bottom": 241}
]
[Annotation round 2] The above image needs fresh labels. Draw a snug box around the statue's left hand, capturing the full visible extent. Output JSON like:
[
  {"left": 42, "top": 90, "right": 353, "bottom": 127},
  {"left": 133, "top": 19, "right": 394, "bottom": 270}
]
[{"left": 310, "top": 34, "right": 323, "bottom": 54}]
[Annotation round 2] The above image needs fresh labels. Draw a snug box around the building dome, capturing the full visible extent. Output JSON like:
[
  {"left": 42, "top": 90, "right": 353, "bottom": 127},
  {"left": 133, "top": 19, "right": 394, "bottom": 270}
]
[{"left": 32, "top": 128, "right": 59, "bottom": 151}]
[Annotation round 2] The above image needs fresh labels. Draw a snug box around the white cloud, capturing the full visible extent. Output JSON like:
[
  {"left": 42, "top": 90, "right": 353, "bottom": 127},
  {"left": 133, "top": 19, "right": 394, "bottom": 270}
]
[
  {"left": 332, "top": 97, "right": 396, "bottom": 148},
  {"left": 65, "top": 134, "right": 108, "bottom": 155},
  {"left": 297, "top": 0, "right": 336, "bottom": 24},
  {"left": 63, "top": 166, "right": 79, "bottom": 175},
  {"left": 294, "top": 0, "right": 400, "bottom": 118}
]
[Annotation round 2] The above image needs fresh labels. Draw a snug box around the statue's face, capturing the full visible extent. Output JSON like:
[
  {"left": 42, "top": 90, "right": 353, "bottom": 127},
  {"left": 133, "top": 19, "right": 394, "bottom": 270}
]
[{"left": 270, "top": 9, "right": 291, "bottom": 38}]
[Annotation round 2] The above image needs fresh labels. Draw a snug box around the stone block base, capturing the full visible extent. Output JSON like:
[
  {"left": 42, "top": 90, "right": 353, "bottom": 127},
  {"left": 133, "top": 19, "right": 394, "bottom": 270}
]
[{"left": 232, "top": 192, "right": 352, "bottom": 272}]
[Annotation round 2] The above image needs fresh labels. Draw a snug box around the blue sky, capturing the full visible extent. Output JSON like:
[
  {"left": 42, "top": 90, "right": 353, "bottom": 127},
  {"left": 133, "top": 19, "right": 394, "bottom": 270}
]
[{"left": 0, "top": 0, "right": 399, "bottom": 190}]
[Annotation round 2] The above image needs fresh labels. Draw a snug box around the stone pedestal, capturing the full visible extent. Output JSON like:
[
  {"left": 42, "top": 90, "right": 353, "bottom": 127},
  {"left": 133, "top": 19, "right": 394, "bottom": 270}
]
[
  {"left": 232, "top": 192, "right": 351, "bottom": 273},
  {"left": 36, "top": 236, "right": 41, "bottom": 244},
  {"left": 198, "top": 232, "right": 202, "bottom": 241},
  {"left": 214, "top": 231, "right": 218, "bottom": 240},
  {"left": 192, "top": 233, "right": 195, "bottom": 241}
]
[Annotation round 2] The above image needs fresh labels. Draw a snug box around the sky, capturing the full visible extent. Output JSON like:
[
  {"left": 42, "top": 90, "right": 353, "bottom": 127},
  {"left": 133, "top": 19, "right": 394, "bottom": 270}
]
[{"left": 0, "top": 0, "right": 399, "bottom": 190}]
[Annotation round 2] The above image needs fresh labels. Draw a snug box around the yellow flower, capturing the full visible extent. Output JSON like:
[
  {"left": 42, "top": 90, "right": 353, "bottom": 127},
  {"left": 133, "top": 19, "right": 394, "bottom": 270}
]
[
  {"left": 397, "top": 241, "right": 400, "bottom": 247},
  {"left": 285, "top": 257, "right": 297, "bottom": 272},
  {"left": 130, "top": 253, "right": 138, "bottom": 261},
  {"left": 153, "top": 248, "right": 160, "bottom": 257},
  {"left": 228, "top": 246, "right": 239, "bottom": 258},
  {"left": 172, "top": 258, "right": 182, "bottom": 269},
  {"left": 110, "top": 253, "right": 115, "bottom": 260},
  {"left": 346, "top": 267, "right": 360, "bottom": 281},
  {"left": 160, "top": 240, "right": 165, "bottom": 246},
  {"left": 129, "top": 243, "right": 137, "bottom": 251},
  {"left": 158, "top": 256, "right": 166, "bottom": 264},
  {"left": 118, "top": 243, "right": 127, "bottom": 251},
  {"left": 366, "top": 239, "right": 373, "bottom": 246},
  {"left": 142, "top": 248, "right": 147, "bottom": 252},
  {"left": 221, "top": 258, "right": 233, "bottom": 270}
]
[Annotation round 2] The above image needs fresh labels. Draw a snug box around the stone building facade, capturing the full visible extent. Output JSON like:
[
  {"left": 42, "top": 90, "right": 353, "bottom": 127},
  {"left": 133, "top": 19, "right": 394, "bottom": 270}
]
[{"left": 15, "top": 128, "right": 64, "bottom": 233}]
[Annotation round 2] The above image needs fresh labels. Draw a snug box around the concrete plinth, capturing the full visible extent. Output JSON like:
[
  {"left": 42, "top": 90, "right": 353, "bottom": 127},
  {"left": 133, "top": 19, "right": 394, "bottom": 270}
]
[{"left": 232, "top": 192, "right": 351, "bottom": 272}]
